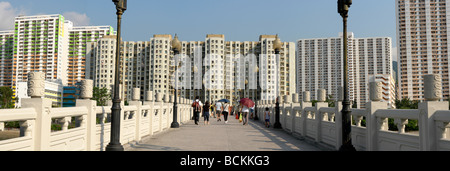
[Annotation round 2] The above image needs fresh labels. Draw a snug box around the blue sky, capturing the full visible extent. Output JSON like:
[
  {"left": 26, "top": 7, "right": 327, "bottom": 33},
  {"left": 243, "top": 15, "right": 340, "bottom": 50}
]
[{"left": 1, "top": 0, "right": 397, "bottom": 46}]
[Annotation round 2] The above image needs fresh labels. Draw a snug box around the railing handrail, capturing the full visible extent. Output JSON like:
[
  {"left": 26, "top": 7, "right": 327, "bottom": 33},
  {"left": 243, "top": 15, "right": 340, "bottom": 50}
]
[
  {"left": 0, "top": 108, "right": 37, "bottom": 122},
  {"left": 50, "top": 107, "right": 88, "bottom": 118},
  {"left": 95, "top": 106, "right": 111, "bottom": 114},
  {"left": 350, "top": 109, "right": 366, "bottom": 117},
  {"left": 304, "top": 107, "right": 315, "bottom": 112},
  {"left": 256, "top": 91, "right": 450, "bottom": 151},
  {"left": 319, "top": 107, "right": 335, "bottom": 114},
  {"left": 374, "top": 109, "right": 420, "bottom": 120},
  {"left": 434, "top": 110, "right": 450, "bottom": 122}
]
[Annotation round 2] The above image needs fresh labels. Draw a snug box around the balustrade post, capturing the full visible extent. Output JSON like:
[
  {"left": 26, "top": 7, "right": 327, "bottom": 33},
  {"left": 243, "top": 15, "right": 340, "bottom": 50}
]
[
  {"left": 301, "top": 91, "right": 312, "bottom": 137},
  {"left": 76, "top": 79, "right": 96, "bottom": 151},
  {"left": 59, "top": 117, "right": 71, "bottom": 131},
  {"left": 166, "top": 97, "right": 171, "bottom": 127},
  {"left": 335, "top": 86, "right": 343, "bottom": 150},
  {"left": 436, "top": 122, "right": 450, "bottom": 139},
  {"left": 157, "top": 93, "right": 164, "bottom": 132},
  {"left": 24, "top": 72, "right": 52, "bottom": 151},
  {"left": 283, "top": 95, "right": 291, "bottom": 131},
  {"left": 76, "top": 99, "right": 97, "bottom": 151},
  {"left": 365, "top": 81, "right": 388, "bottom": 151},
  {"left": 419, "top": 74, "right": 448, "bottom": 151},
  {"left": 177, "top": 97, "right": 182, "bottom": 125},
  {"left": 145, "top": 91, "right": 155, "bottom": 136},
  {"left": 144, "top": 91, "right": 154, "bottom": 105},
  {"left": 19, "top": 120, "right": 34, "bottom": 137},
  {"left": 315, "top": 89, "right": 328, "bottom": 143},
  {"left": 291, "top": 94, "right": 299, "bottom": 134},
  {"left": 130, "top": 88, "right": 142, "bottom": 142},
  {"left": 180, "top": 98, "right": 185, "bottom": 123}
]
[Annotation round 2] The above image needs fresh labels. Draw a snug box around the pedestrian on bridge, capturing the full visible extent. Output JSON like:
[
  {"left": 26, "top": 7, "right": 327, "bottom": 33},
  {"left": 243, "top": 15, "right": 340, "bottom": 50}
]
[
  {"left": 221, "top": 102, "right": 230, "bottom": 124},
  {"left": 265, "top": 107, "right": 271, "bottom": 128},
  {"left": 211, "top": 103, "right": 216, "bottom": 119},
  {"left": 215, "top": 101, "right": 223, "bottom": 122},
  {"left": 192, "top": 96, "right": 203, "bottom": 125},
  {"left": 203, "top": 101, "right": 211, "bottom": 125},
  {"left": 239, "top": 98, "right": 254, "bottom": 126},
  {"left": 240, "top": 105, "right": 250, "bottom": 126}
]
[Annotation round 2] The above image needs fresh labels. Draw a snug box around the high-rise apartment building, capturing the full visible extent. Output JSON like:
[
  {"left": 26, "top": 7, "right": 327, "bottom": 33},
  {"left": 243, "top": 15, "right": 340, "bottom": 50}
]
[
  {"left": 68, "top": 26, "right": 114, "bottom": 86},
  {"left": 354, "top": 36, "right": 393, "bottom": 107},
  {"left": 149, "top": 35, "right": 173, "bottom": 96},
  {"left": 297, "top": 33, "right": 349, "bottom": 102},
  {"left": 1, "top": 13, "right": 295, "bottom": 106},
  {"left": 396, "top": 0, "right": 450, "bottom": 101},
  {"left": 0, "top": 30, "right": 14, "bottom": 87},
  {"left": 297, "top": 33, "right": 394, "bottom": 108},
  {"left": 0, "top": 14, "right": 114, "bottom": 107},
  {"left": 13, "top": 14, "right": 72, "bottom": 87},
  {"left": 87, "top": 34, "right": 296, "bottom": 104},
  {"left": 86, "top": 35, "right": 117, "bottom": 91}
]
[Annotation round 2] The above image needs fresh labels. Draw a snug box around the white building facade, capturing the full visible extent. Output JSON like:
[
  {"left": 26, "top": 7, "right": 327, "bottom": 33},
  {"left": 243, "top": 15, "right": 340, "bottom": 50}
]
[
  {"left": 396, "top": 0, "right": 450, "bottom": 101},
  {"left": 297, "top": 33, "right": 394, "bottom": 108},
  {"left": 86, "top": 34, "right": 296, "bottom": 104}
]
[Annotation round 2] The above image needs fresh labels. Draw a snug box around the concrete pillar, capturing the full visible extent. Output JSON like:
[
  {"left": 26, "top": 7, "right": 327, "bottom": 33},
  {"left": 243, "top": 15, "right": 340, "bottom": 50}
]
[
  {"left": 303, "top": 91, "right": 310, "bottom": 102},
  {"left": 132, "top": 88, "right": 140, "bottom": 101},
  {"left": 317, "top": 89, "right": 326, "bottom": 102},
  {"left": 156, "top": 93, "right": 163, "bottom": 102},
  {"left": 80, "top": 79, "right": 94, "bottom": 100},
  {"left": 424, "top": 74, "right": 442, "bottom": 101},
  {"left": 76, "top": 99, "right": 97, "bottom": 151},
  {"left": 292, "top": 93, "right": 299, "bottom": 103},
  {"left": 27, "top": 72, "right": 46, "bottom": 98},
  {"left": 369, "top": 82, "right": 383, "bottom": 102}
]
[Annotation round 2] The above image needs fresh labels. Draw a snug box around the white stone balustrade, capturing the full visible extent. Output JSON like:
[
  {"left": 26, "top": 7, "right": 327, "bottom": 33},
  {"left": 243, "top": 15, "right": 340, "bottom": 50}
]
[
  {"left": 0, "top": 75, "right": 193, "bottom": 151},
  {"left": 256, "top": 74, "right": 450, "bottom": 151}
]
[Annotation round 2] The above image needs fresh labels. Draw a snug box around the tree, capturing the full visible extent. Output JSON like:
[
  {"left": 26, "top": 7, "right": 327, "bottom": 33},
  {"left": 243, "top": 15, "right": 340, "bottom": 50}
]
[
  {"left": 326, "top": 95, "right": 335, "bottom": 107},
  {"left": 93, "top": 87, "right": 111, "bottom": 106},
  {"left": 0, "top": 87, "right": 14, "bottom": 109},
  {"left": 392, "top": 98, "right": 419, "bottom": 131},
  {"left": 312, "top": 95, "right": 335, "bottom": 107},
  {"left": 395, "top": 98, "right": 419, "bottom": 109}
]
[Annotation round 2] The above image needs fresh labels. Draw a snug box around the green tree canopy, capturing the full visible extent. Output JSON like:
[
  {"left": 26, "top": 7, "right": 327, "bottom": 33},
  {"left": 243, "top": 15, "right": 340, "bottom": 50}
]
[
  {"left": 93, "top": 87, "right": 111, "bottom": 106},
  {"left": 394, "top": 98, "right": 419, "bottom": 109},
  {"left": 0, "top": 87, "right": 14, "bottom": 109}
]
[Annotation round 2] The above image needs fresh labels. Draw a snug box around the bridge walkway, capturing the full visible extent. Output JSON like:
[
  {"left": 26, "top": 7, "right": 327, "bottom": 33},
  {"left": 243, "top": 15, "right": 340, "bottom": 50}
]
[{"left": 127, "top": 115, "right": 324, "bottom": 151}]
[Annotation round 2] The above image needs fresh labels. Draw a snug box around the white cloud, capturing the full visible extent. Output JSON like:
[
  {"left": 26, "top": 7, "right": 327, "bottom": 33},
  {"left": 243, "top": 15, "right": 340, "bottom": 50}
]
[
  {"left": 63, "top": 12, "right": 91, "bottom": 26},
  {"left": 0, "top": 2, "right": 20, "bottom": 30}
]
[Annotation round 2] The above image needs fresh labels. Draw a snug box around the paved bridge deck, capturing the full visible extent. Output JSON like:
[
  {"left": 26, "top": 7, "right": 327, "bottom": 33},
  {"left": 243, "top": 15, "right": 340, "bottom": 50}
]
[{"left": 127, "top": 116, "right": 324, "bottom": 151}]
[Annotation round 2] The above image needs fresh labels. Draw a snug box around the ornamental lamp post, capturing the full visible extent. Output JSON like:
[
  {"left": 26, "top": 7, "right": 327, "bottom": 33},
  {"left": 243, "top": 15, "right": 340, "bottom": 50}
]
[
  {"left": 338, "top": 0, "right": 356, "bottom": 151},
  {"left": 105, "top": 0, "right": 127, "bottom": 151},
  {"left": 273, "top": 35, "right": 282, "bottom": 129},
  {"left": 171, "top": 34, "right": 182, "bottom": 128}
]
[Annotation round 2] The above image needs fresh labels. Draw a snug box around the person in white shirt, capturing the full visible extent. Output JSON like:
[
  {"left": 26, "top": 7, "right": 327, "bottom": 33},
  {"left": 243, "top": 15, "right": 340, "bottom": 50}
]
[
  {"left": 192, "top": 96, "right": 203, "bottom": 125},
  {"left": 215, "top": 101, "right": 223, "bottom": 122},
  {"left": 240, "top": 105, "right": 250, "bottom": 125},
  {"left": 221, "top": 102, "right": 230, "bottom": 124}
]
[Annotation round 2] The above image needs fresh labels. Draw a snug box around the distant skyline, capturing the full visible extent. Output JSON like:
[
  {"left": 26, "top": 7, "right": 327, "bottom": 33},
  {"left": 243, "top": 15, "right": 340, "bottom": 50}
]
[{"left": 0, "top": 0, "right": 398, "bottom": 59}]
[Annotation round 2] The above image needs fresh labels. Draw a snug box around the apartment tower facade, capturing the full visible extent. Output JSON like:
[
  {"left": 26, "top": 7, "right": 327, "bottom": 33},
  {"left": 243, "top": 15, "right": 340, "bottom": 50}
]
[
  {"left": 0, "top": 30, "right": 14, "bottom": 87},
  {"left": 13, "top": 14, "right": 71, "bottom": 87},
  {"left": 297, "top": 33, "right": 394, "bottom": 108},
  {"left": 396, "top": 0, "right": 450, "bottom": 101},
  {"left": 87, "top": 34, "right": 296, "bottom": 105},
  {"left": 68, "top": 26, "right": 114, "bottom": 86}
]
